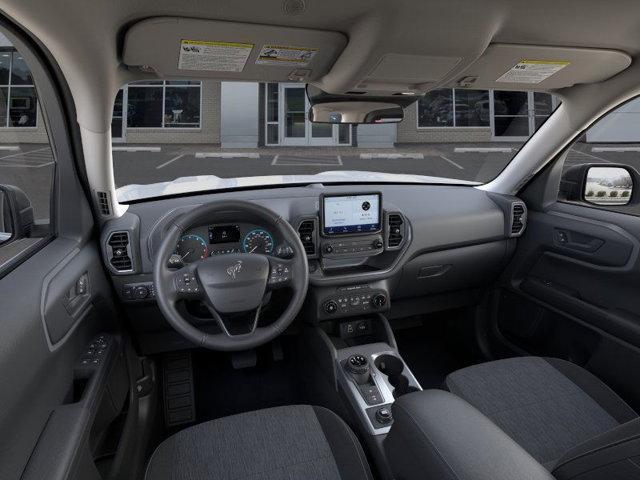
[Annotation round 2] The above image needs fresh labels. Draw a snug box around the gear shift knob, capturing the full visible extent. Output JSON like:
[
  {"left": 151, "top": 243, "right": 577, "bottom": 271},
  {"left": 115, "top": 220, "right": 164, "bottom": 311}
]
[{"left": 345, "top": 354, "right": 371, "bottom": 384}]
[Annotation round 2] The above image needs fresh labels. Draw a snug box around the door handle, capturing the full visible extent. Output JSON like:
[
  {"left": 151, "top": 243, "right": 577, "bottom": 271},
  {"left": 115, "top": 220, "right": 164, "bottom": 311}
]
[
  {"left": 63, "top": 272, "right": 91, "bottom": 317},
  {"left": 554, "top": 229, "right": 604, "bottom": 253}
]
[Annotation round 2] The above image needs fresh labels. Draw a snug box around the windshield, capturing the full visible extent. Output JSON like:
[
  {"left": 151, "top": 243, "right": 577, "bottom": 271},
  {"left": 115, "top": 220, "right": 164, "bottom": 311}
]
[{"left": 112, "top": 82, "right": 559, "bottom": 202}]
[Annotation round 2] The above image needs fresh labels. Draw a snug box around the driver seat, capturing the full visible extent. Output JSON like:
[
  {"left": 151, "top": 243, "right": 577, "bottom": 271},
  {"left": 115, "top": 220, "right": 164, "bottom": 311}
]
[{"left": 144, "top": 405, "right": 373, "bottom": 480}]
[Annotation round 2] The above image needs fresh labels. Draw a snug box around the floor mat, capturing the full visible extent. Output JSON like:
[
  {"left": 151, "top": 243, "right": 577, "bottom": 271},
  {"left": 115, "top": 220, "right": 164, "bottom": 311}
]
[
  {"left": 394, "top": 311, "right": 485, "bottom": 389},
  {"left": 192, "top": 340, "right": 306, "bottom": 422}
]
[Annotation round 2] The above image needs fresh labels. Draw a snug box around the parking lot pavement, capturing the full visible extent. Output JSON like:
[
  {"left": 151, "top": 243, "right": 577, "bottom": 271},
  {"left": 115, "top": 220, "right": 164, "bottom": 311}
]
[
  {"left": 5, "top": 142, "right": 640, "bottom": 221},
  {"left": 111, "top": 143, "right": 526, "bottom": 188},
  {"left": 0, "top": 144, "right": 55, "bottom": 220}
]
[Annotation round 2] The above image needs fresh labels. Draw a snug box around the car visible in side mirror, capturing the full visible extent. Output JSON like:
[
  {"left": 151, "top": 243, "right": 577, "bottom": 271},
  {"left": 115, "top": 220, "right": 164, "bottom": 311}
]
[
  {"left": 584, "top": 166, "right": 633, "bottom": 205},
  {"left": 0, "top": 185, "right": 34, "bottom": 245}
]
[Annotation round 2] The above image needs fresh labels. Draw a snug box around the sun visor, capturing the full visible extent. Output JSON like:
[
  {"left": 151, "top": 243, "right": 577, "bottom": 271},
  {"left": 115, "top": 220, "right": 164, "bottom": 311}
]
[
  {"left": 449, "top": 44, "right": 631, "bottom": 91},
  {"left": 122, "top": 17, "right": 347, "bottom": 82}
]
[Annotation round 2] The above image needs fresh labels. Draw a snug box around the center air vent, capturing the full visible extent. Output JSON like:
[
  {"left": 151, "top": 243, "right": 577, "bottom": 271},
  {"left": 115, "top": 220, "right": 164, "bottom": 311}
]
[
  {"left": 107, "top": 231, "right": 133, "bottom": 272},
  {"left": 387, "top": 213, "right": 405, "bottom": 248},
  {"left": 298, "top": 219, "right": 317, "bottom": 256},
  {"left": 511, "top": 203, "right": 527, "bottom": 236}
]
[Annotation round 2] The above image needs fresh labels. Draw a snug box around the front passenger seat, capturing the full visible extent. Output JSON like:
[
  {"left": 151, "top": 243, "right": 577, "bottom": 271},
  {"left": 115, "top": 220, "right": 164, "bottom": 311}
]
[
  {"left": 445, "top": 357, "right": 638, "bottom": 470},
  {"left": 145, "top": 405, "right": 373, "bottom": 480}
]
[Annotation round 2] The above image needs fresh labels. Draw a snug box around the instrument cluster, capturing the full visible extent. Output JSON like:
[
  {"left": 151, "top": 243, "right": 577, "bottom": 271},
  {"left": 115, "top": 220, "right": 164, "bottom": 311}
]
[{"left": 170, "top": 224, "right": 282, "bottom": 266}]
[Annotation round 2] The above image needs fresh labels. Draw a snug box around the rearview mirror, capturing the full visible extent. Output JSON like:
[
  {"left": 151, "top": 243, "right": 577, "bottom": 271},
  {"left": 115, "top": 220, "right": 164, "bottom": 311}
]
[
  {"left": 584, "top": 166, "right": 633, "bottom": 206},
  {"left": 0, "top": 185, "right": 34, "bottom": 245},
  {"left": 306, "top": 85, "right": 418, "bottom": 124}
]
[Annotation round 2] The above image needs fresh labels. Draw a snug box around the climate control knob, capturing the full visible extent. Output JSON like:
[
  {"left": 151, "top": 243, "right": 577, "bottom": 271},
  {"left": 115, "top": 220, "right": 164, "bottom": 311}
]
[
  {"left": 324, "top": 300, "right": 338, "bottom": 314},
  {"left": 373, "top": 239, "right": 384, "bottom": 249},
  {"left": 324, "top": 244, "right": 334, "bottom": 254},
  {"left": 372, "top": 294, "right": 387, "bottom": 308}
]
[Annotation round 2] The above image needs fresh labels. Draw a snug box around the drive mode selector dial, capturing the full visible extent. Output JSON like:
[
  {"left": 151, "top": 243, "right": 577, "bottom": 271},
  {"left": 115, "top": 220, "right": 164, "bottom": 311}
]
[{"left": 346, "top": 354, "right": 369, "bottom": 375}]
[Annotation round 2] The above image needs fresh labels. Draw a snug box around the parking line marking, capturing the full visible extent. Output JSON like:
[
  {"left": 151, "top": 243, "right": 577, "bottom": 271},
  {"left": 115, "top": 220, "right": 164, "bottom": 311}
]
[
  {"left": 156, "top": 154, "right": 185, "bottom": 169},
  {"left": 592, "top": 146, "right": 640, "bottom": 153},
  {"left": 571, "top": 149, "right": 612, "bottom": 163},
  {"left": 360, "top": 153, "right": 424, "bottom": 159},
  {"left": 439, "top": 154, "right": 464, "bottom": 170},
  {"left": 0, "top": 146, "right": 50, "bottom": 161},
  {"left": 195, "top": 152, "right": 260, "bottom": 159},
  {"left": 272, "top": 154, "right": 341, "bottom": 166},
  {"left": 455, "top": 147, "right": 512, "bottom": 153},
  {"left": 0, "top": 146, "right": 20, "bottom": 151},
  {"left": 0, "top": 161, "right": 53, "bottom": 168},
  {"left": 113, "top": 146, "right": 161, "bottom": 152}
]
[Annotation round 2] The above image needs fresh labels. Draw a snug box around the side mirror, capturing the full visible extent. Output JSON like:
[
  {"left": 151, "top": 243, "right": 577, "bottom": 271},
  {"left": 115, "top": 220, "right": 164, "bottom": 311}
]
[
  {"left": 0, "top": 185, "right": 34, "bottom": 245},
  {"left": 559, "top": 163, "right": 637, "bottom": 206},
  {"left": 584, "top": 166, "right": 633, "bottom": 205},
  {"left": 306, "top": 84, "right": 417, "bottom": 125}
]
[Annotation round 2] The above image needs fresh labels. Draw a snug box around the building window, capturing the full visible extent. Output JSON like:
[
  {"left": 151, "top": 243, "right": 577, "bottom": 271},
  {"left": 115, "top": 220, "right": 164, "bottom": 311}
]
[
  {"left": 417, "top": 89, "right": 489, "bottom": 128},
  {"left": 0, "top": 50, "right": 37, "bottom": 127},
  {"left": 127, "top": 80, "right": 201, "bottom": 129},
  {"left": 265, "top": 83, "right": 279, "bottom": 145}
]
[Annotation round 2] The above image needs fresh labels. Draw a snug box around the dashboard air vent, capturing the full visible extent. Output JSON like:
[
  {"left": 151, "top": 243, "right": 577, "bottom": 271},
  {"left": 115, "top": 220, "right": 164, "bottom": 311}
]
[
  {"left": 387, "top": 213, "right": 404, "bottom": 248},
  {"left": 511, "top": 203, "right": 527, "bottom": 236},
  {"left": 107, "top": 231, "right": 133, "bottom": 271},
  {"left": 96, "top": 191, "right": 111, "bottom": 216},
  {"left": 298, "top": 220, "right": 316, "bottom": 256}
]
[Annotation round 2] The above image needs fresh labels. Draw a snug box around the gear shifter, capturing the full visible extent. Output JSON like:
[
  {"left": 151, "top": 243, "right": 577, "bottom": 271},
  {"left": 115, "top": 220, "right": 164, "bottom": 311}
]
[{"left": 345, "top": 354, "right": 371, "bottom": 384}]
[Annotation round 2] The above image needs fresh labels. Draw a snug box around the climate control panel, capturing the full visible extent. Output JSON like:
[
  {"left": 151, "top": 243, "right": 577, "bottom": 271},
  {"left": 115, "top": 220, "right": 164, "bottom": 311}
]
[
  {"left": 320, "top": 284, "right": 389, "bottom": 319},
  {"left": 320, "top": 234, "right": 384, "bottom": 259}
]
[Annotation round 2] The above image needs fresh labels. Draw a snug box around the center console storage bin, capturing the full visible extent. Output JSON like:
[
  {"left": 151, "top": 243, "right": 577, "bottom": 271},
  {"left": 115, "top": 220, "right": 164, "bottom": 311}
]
[{"left": 384, "top": 389, "right": 553, "bottom": 480}]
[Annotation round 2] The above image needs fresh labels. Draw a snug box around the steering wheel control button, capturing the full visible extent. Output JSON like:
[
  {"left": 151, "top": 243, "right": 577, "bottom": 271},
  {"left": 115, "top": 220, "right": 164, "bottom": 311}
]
[
  {"left": 175, "top": 272, "right": 200, "bottom": 295},
  {"left": 268, "top": 262, "right": 291, "bottom": 286}
]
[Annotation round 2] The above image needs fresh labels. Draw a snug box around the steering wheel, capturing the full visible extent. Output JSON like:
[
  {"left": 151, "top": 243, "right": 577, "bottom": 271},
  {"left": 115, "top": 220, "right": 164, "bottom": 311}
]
[{"left": 153, "top": 200, "right": 309, "bottom": 351}]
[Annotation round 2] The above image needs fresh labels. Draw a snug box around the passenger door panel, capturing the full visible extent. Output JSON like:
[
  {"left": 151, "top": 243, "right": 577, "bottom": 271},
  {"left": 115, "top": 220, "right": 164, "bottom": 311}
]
[{"left": 494, "top": 201, "right": 640, "bottom": 409}]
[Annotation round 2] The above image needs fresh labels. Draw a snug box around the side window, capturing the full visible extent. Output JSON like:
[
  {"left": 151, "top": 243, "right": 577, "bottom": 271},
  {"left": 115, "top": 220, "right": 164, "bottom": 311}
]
[
  {"left": 559, "top": 98, "right": 640, "bottom": 216},
  {"left": 0, "top": 32, "right": 55, "bottom": 263}
]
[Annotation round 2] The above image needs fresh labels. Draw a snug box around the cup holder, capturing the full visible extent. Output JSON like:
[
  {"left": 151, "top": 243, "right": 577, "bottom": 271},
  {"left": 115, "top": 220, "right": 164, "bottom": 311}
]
[{"left": 374, "top": 354, "right": 420, "bottom": 398}]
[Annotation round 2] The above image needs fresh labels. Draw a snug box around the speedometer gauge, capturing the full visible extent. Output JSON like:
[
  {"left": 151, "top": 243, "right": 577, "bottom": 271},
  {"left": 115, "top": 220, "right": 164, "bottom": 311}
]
[
  {"left": 176, "top": 234, "right": 208, "bottom": 263},
  {"left": 242, "top": 229, "right": 274, "bottom": 255}
]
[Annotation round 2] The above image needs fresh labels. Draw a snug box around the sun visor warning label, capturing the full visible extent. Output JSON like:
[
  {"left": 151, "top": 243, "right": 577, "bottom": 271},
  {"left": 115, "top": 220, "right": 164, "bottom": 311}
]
[
  {"left": 496, "top": 60, "right": 570, "bottom": 84},
  {"left": 256, "top": 45, "right": 318, "bottom": 66},
  {"left": 178, "top": 40, "right": 253, "bottom": 72}
]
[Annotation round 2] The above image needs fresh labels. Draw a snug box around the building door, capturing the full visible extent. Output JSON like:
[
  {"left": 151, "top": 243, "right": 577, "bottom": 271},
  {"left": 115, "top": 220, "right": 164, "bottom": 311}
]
[
  {"left": 278, "top": 83, "right": 349, "bottom": 146},
  {"left": 111, "top": 88, "right": 127, "bottom": 142},
  {"left": 491, "top": 91, "right": 555, "bottom": 141}
]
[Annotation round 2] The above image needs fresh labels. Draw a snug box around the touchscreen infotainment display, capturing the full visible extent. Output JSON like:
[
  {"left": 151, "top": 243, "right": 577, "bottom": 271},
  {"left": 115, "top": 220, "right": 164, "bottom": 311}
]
[{"left": 322, "top": 193, "right": 381, "bottom": 235}]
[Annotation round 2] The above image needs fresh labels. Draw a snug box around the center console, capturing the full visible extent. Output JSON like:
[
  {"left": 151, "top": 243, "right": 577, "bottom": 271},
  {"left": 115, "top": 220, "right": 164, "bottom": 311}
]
[{"left": 337, "top": 343, "right": 422, "bottom": 435}]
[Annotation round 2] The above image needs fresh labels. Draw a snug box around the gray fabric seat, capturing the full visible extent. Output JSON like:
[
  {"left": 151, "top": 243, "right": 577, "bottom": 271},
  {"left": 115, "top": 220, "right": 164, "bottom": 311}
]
[
  {"left": 445, "top": 356, "right": 638, "bottom": 469},
  {"left": 145, "top": 405, "right": 373, "bottom": 480}
]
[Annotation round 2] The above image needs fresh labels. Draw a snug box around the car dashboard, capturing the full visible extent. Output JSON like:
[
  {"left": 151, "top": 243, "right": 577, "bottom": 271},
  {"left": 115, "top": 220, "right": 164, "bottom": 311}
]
[{"left": 100, "top": 183, "right": 526, "bottom": 354}]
